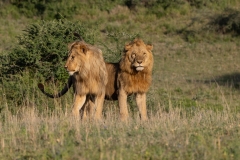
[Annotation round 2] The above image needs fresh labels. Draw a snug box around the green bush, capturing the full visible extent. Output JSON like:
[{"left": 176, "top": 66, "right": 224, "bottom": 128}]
[
  {"left": 1, "top": 20, "right": 94, "bottom": 83},
  {"left": 208, "top": 8, "right": 240, "bottom": 35},
  {"left": 0, "top": 20, "right": 95, "bottom": 108}
]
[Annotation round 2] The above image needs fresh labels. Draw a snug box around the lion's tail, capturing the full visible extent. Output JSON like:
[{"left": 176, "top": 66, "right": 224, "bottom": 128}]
[{"left": 37, "top": 77, "right": 73, "bottom": 98}]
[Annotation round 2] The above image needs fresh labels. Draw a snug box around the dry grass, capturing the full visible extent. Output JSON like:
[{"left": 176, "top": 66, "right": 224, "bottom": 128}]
[{"left": 0, "top": 102, "right": 239, "bottom": 159}]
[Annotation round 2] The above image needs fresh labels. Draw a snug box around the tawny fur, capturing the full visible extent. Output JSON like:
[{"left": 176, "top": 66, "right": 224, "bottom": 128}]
[
  {"left": 38, "top": 63, "right": 118, "bottom": 100},
  {"left": 39, "top": 40, "right": 108, "bottom": 120},
  {"left": 38, "top": 38, "right": 153, "bottom": 121},
  {"left": 118, "top": 39, "right": 153, "bottom": 121},
  {"left": 105, "top": 63, "right": 119, "bottom": 100},
  {"left": 66, "top": 41, "right": 107, "bottom": 96}
]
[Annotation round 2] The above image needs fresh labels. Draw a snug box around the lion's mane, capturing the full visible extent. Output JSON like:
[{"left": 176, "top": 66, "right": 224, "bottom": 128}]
[{"left": 119, "top": 39, "right": 153, "bottom": 94}]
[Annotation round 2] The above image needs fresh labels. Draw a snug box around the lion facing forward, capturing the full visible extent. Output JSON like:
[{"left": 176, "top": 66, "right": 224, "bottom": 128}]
[{"left": 118, "top": 39, "right": 153, "bottom": 121}]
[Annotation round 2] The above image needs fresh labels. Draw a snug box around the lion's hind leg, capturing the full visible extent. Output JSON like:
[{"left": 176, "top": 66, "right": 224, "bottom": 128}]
[
  {"left": 85, "top": 96, "right": 96, "bottom": 120},
  {"left": 77, "top": 94, "right": 104, "bottom": 121},
  {"left": 80, "top": 97, "right": 95, "bottom": 120}
]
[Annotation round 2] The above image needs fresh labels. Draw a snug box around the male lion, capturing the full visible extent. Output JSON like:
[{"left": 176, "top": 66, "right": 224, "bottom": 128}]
[
  {"left": 38, "top": 37, "right": 153, "bottom": 121},
  {"left": 118, "top": 39, "right": 153, "bottom": 121},
  {"left": 39, "top": 40, "right": 108, "bottom": 120}
]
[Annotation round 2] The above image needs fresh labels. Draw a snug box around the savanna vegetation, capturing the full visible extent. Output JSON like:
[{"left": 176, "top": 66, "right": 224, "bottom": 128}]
[{"left": 1, "top": 0, "right": 240, "bottom": 159}]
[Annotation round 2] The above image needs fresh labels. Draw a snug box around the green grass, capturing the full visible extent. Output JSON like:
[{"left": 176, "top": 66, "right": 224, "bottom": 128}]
[{"left": 1, "top": 0, "right": 240, "bottom": 159}]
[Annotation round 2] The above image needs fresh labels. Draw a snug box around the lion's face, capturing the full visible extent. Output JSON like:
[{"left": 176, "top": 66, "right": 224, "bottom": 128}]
[
  {"left": 124, "top": 39, "right": 153, "bottom": 72},
  {"left": 64, "top": 42, "right": 88, "bottom": 76}
]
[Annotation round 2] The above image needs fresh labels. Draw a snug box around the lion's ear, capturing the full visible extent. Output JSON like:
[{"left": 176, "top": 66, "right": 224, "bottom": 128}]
[
  {"left": 79, "top": 44, "right": 89, "bottom": 54},
  {"left": 124, "top": 44, "right": 131, "bottom": 51},
  {"left": 68, "top": 42, "right": 74, "bottom": 50},
  {"left": 146, "top": 44, "right": 153, "bottom": 51}
]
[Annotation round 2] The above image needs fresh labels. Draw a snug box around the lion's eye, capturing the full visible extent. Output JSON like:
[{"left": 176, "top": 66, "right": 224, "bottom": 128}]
[
  {"left": 143, "top": 52, "right": 146, "bottom": 56},
  {"left": 71, "top": 56, "right": 74, "bottom": 60},
  {"left": 132, "top": 53, "right": 136, "bottom": 58}
]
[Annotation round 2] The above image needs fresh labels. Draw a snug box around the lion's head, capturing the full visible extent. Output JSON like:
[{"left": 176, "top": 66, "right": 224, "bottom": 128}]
[
  {"left": 65, "top": 41, "right": 90, "bottom": 76},
  {"left": 64, "top": 41, "right": 108, "bottom": 95},
  {"left": 120, "top": 39, "right": 153, "bottom": 73}
]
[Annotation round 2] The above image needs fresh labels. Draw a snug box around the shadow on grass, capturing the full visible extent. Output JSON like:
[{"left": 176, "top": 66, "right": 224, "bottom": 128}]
[{"left": 188, "top": 72, "right": 240, "bottom": 89}]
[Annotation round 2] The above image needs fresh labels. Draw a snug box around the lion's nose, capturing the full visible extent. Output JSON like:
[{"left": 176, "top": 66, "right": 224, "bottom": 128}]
[{"left": 137, "top": 60, "right": 142, "bottom": 64}]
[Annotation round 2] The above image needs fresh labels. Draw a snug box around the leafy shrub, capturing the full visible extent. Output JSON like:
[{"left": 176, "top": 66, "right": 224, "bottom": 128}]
[
  {"left": 208, "top": 8, "right": 240, "bottom": 35},
  {"left": 1, "top": 20, "right": 94, "bottom": 83},
  {"left": 0, "top": 20, "right": 95, "bottom": 109}
]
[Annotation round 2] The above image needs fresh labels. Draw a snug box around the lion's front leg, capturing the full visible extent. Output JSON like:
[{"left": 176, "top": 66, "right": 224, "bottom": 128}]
[
  {"left": 94, "top": 92, "right": 105, "bottom": 120},
  {"left": 72, "top": 94, "right": 86, "bottom": 118},
  {"left": 136, "top": 93, "right": 148, "bottom": 121},
  {"left": 118, "top": 88, "right": 129, "bottom": 121}
]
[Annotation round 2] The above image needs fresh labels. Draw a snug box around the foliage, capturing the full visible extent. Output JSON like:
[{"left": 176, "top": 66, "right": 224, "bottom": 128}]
[
  {"left": 0, "top": 20, "right": 94, "bottom": 107},
  {"left": 208, "top": 8, "right": 240, "bottom": 35},
  {"left": 1, "top": 20, "right": 94, "bottom": 83}
]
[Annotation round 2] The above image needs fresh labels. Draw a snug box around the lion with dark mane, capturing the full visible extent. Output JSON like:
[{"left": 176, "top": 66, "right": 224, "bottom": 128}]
[{"left": 118, "top": 39, "right": 153, "bottom": 121}]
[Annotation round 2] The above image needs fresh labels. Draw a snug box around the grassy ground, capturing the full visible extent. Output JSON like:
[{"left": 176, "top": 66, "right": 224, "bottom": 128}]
[
  {"left": 0, "top": 106, "right": 240, "bottom": 159},
  {"left": 1, "top": 1, "right": 240, "bottom": 159}
]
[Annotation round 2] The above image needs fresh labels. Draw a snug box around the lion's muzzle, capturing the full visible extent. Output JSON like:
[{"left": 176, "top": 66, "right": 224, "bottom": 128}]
[{"left": 136, "top": 66, "right": 144, "bottom": 71}]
